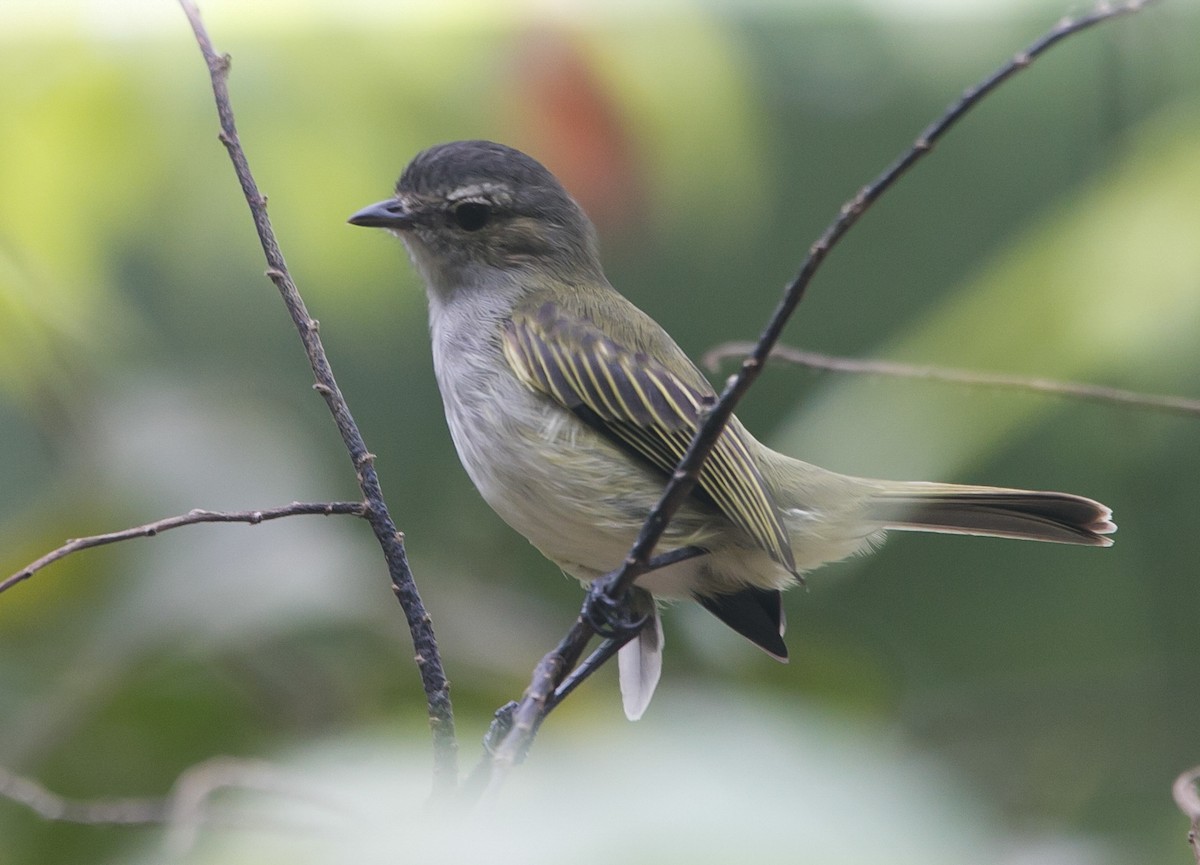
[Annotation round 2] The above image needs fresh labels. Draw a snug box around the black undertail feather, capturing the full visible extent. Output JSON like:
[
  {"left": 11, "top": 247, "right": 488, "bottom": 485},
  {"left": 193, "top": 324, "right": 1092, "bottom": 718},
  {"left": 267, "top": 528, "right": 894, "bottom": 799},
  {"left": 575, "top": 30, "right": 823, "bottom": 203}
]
[{"left": 698, "top": 586, "right": 788, "bottom": 660}]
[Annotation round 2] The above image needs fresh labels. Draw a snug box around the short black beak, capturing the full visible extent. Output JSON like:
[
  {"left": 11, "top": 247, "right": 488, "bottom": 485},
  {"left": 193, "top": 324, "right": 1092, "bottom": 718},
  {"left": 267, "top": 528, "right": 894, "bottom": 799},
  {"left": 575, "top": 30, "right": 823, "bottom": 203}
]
[{"left": 347, "top": 198, "right": 414, "bottom": 229}]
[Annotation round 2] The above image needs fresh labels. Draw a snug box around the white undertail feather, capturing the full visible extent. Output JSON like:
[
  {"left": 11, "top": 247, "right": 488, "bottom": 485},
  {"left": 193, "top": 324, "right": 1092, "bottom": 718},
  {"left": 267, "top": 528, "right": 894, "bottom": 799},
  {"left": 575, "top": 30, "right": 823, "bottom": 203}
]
[{"left": 618, "top": 610, "right": 663, "bottom": 721}]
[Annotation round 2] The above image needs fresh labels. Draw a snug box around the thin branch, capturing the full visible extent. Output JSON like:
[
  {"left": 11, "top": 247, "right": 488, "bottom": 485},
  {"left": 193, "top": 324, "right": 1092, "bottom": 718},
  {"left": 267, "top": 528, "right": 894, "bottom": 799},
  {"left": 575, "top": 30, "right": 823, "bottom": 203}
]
[
  {"left": 0, "top": 758, "right": 347, "bottom": 857},
  {"left": 703, "top": 342, "right": 1200, "bottom": 419},
  {"left": 478, "top": 547, "right": 706, "bottom": 793},
  {"left": 176, "top": 0, "right": 457, "bottom": 790},
  {"left": 1174, "top": 766, "right": 1200, "bottom": 864},
  {"left": 0, "top": 502, "right": 364, "bottom": 595},
  {"left": 486, "top": 0, "right": 1156, "bottom": 775},
  {"left": 0, "top": 763, "right": 169, "bottom": 826},
  {"left": 478, "top": 637, "right": 581, "bottom": 795},
  {"left": 610, "top": 0, "right": 1155, "bottom": 594},
  {"left": 161, "top": 756, "right": 350, "bottom": 857}
]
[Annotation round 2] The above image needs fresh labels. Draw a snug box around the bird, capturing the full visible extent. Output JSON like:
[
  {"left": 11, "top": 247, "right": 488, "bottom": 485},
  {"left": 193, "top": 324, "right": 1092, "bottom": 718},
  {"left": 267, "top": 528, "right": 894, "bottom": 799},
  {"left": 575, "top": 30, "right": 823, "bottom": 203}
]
[{"left": 348, "top": 140, "right": 1115, "bottom": 720}]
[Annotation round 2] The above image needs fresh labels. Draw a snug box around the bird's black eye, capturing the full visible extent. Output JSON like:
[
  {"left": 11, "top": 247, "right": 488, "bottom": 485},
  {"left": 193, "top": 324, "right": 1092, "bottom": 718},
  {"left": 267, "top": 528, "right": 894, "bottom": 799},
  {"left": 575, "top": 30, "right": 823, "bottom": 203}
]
[{"left": 452, "top": 201, "right": 492, "bottom": 231}]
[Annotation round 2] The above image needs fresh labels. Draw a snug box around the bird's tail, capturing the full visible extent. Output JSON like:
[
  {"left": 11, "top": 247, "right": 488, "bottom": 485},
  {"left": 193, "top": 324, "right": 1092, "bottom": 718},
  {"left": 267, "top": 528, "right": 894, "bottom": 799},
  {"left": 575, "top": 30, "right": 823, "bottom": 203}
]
[{"left": 866, "top": 482, "right": 1116, "bottom": 546}]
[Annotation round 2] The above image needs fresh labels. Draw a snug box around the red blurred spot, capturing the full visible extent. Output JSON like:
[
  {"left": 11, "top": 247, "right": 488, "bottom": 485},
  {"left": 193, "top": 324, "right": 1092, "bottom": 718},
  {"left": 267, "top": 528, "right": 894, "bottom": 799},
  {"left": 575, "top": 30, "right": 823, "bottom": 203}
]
[{"left": 509, "top": 28, "right": 647, "bottom": 236}]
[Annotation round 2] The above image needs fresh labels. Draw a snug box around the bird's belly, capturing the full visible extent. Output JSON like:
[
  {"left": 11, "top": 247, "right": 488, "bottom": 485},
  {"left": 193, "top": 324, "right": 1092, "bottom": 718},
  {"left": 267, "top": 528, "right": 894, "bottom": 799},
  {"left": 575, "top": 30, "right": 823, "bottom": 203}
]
[{"left": 440, "top": 374, "right": 721, "bottom": 587}]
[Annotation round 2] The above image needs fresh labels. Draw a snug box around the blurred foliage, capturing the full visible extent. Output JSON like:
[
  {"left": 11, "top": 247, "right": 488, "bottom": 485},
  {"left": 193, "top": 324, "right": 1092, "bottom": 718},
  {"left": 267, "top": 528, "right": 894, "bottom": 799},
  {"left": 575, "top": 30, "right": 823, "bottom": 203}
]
[{"left": 0, "top": 1, "right": 1197, "bottom": 863}]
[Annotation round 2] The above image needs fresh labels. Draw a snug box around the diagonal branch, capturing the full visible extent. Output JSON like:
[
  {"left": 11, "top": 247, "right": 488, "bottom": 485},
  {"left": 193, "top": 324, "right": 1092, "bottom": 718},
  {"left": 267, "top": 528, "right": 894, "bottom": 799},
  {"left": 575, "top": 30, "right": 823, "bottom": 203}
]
[
  {"left": 483, "top": 0, "right": 1157, "bottom": 780},
  {"left": 0, "top": 502, "right": 364, "bottom": 595},
  {"left": 176, "top": 1, "right": 457, "bottom": 791},
  {"left": 702, "top": 342, "right": 1200, "bottom": 419},
  {"left": 607, "top": 0, "right": 1156, "bottom": 601}
]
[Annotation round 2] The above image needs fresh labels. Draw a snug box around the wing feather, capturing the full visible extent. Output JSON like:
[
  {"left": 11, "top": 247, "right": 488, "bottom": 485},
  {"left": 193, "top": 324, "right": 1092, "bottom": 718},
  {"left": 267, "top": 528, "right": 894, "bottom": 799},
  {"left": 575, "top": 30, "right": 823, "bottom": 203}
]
[{"left": 503, "top": 301, "right": 795, "bottom": 571}]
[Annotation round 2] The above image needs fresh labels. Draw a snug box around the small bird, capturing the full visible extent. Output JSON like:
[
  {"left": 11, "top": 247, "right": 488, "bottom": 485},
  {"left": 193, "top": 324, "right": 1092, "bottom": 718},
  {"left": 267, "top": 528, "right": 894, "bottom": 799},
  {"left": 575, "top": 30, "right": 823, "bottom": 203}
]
[{"left": 349, "top": 140, "right": 1115, "bottom": 720}]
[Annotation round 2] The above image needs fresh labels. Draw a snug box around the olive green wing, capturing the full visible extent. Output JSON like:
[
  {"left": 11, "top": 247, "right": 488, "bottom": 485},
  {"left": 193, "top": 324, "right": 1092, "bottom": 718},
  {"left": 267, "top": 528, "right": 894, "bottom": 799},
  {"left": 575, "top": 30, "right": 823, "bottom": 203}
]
[{"left": 502, "top": 301, "right": 795, "bottom": 572}]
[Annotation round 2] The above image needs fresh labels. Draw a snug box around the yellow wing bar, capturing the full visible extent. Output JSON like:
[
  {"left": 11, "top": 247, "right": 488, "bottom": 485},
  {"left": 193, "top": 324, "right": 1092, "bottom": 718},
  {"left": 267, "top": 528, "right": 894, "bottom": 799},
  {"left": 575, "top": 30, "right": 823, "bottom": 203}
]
[{"left": 503, "top": 302, "right": 795, "bottom": 573}]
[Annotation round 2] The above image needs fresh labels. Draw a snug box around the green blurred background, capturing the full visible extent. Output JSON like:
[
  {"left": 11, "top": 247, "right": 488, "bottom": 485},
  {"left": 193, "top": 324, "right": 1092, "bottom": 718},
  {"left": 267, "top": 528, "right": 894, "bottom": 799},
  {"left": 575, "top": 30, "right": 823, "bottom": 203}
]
[{"left": 1, "top": 1, "right": 1198, "bottom": 863}]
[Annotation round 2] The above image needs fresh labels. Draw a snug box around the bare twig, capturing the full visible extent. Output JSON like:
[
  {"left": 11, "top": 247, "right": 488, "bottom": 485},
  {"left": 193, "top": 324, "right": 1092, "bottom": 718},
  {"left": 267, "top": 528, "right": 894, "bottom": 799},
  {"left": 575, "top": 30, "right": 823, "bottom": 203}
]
[
  {"left": 176, "top": 0, "right": 457, "bottom": 790},
  {"left": 0, "top": 758, "right": 347, "bottom": 857},
  {"left": 1174, "top": 766, "right": 1200, "bottom": 864},
  {"left": 162, "top": 756, "right": 349, "bottom": 857},
  {"left": 0, "top": 763, "right": 169, "bottom": 826},
  {"left": 0, "top": 502, "right": 363, "bottom": 596},
  {"left": 703, "top": 342, "right": 1200, "bottom": 419},
  {"left": 484, "top": 0, "right": 1157, "bottom": 778}
]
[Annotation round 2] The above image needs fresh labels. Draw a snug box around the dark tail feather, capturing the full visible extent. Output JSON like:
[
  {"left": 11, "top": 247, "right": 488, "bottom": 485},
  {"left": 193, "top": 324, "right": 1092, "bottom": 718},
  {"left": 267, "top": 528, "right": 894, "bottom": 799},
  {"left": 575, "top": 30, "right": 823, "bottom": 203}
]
[
  {"left": 868, "top": 483, "right": 1115, "bottom": 547},
  {"left": 698, "top": 586, "right": 788, "bottom": 661}
]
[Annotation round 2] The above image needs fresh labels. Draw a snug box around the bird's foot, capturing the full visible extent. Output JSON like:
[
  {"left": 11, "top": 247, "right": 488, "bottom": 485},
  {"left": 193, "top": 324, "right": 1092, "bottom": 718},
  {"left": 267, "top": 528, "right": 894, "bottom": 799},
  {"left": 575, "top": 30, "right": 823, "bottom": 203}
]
[{"left": 582, "top": 573, "right": 648, "bottom": 640}]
